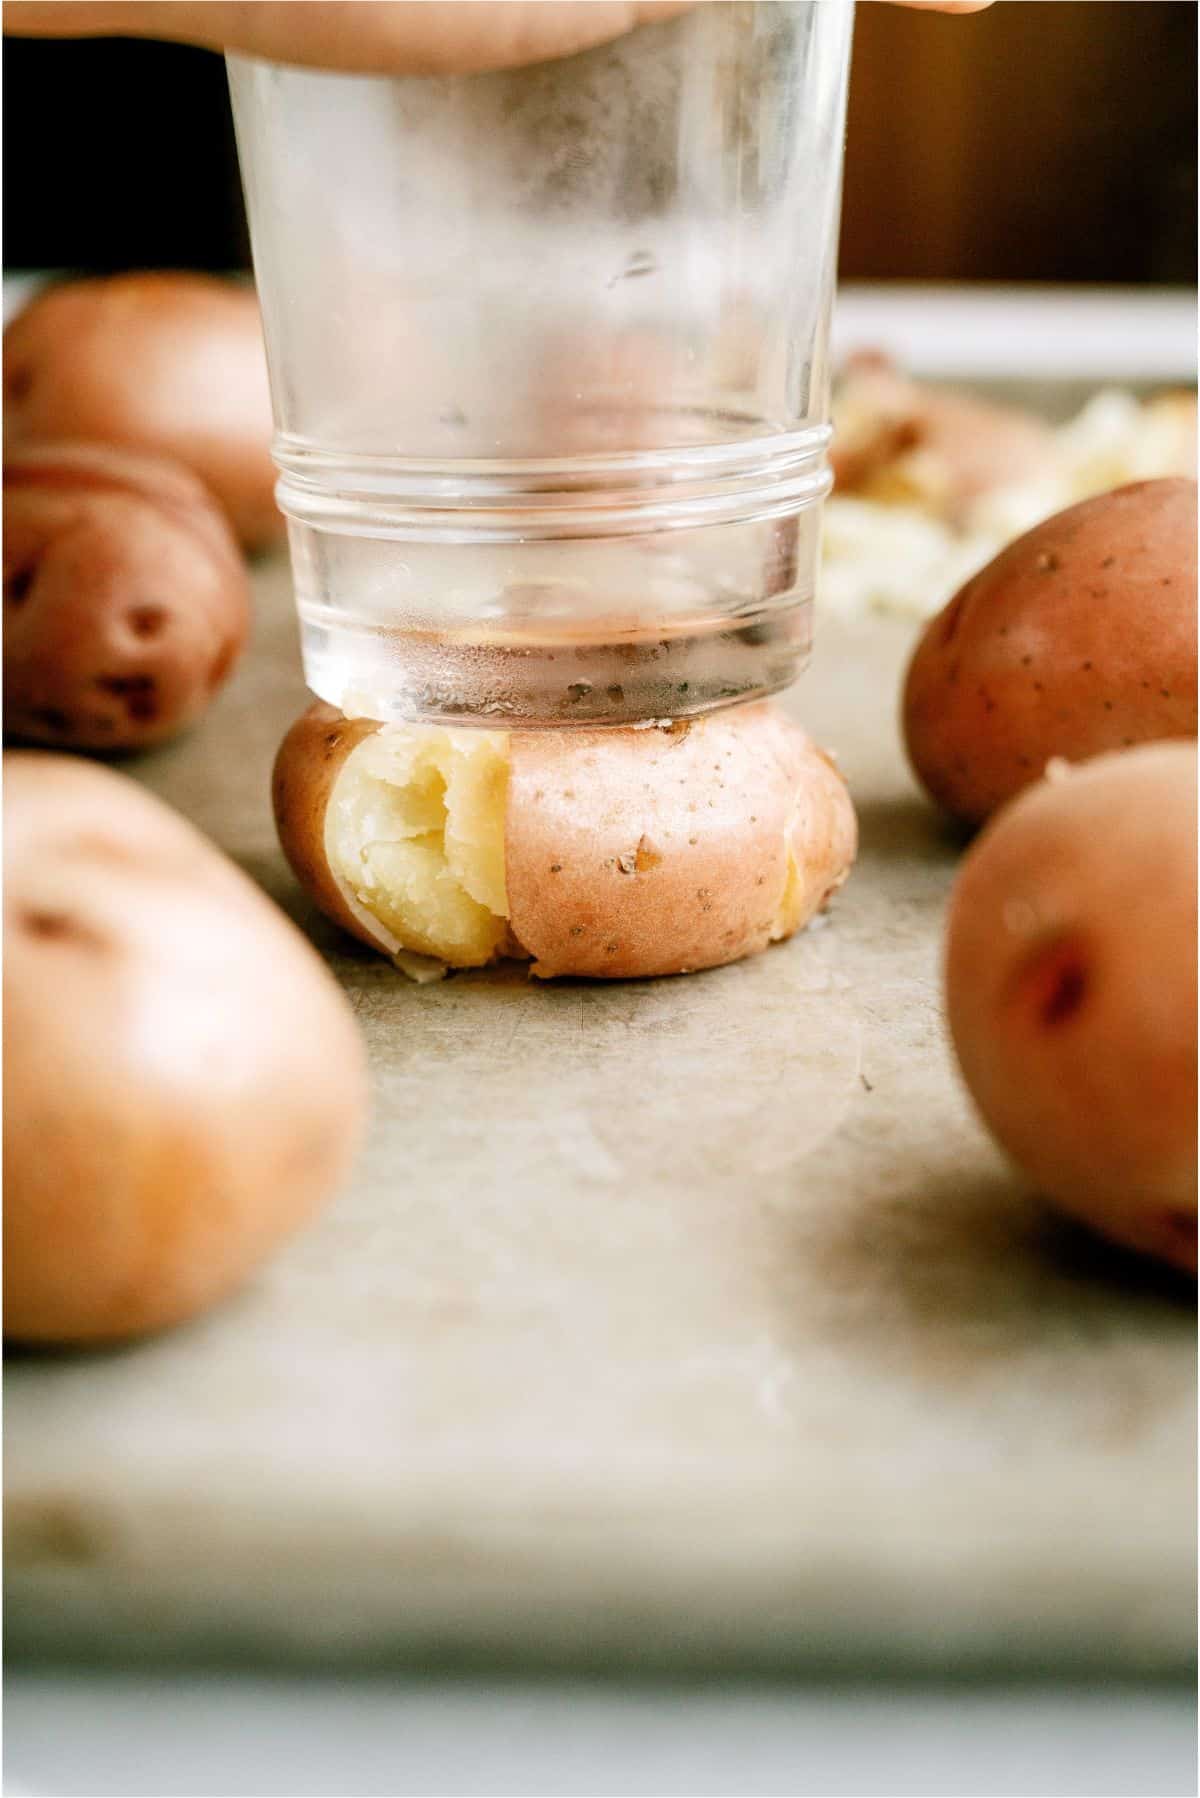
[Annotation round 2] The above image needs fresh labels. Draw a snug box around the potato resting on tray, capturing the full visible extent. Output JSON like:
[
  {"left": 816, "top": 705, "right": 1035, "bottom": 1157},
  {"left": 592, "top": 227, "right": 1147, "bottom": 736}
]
[
  {"left": 273, "top": 701, "right": 858, "bottom": 980},
  {"left": 4, "top": 271, "right": 282, "bottom": 552},
  {"left": 904, "top": 477, "right": 1197, "bottom": 826},
  {"left": 4, "top": 753, "right": 368, "bottom": 1344},
  {"left": 946, "top": 742, "right": 1197, "bottom": 1274},
  {"left": 4, "top": 442, "right": 250, "bottom": 752}
]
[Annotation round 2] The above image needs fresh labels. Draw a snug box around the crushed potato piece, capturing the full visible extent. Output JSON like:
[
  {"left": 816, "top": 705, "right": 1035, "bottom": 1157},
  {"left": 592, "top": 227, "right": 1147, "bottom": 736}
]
[
  {"left": 327, "top": 727, "right": 511, "bottom": 965},
  {"left": 822, "top": 385, "right": 1197, "bottom": 622}
]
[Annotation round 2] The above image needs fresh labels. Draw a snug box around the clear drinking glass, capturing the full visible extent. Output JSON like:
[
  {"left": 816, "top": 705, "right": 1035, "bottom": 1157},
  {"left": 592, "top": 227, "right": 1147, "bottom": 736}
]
[{"left": 228, "top": 1, "right": 854, "bottom": 726}]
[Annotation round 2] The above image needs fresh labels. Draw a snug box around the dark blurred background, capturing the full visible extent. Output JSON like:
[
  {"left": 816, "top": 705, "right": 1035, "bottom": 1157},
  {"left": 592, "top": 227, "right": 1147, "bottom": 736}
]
[{"left": 3, "top": 0, "right": 1196, "bottom": 282}]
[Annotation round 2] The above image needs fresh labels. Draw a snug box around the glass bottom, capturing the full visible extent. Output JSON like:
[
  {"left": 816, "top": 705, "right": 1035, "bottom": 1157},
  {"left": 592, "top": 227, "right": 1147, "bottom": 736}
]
[
  {"left": 300, "top": 598, "right": 811, "bottom": 727},
  {"left": 281, "top": 424, "right": 830, "bottom": 726}
]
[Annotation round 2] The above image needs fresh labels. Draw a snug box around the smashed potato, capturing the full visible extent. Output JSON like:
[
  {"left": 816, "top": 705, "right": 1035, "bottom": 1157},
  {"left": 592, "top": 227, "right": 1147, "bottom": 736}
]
[{"left": 274, "top": 702, "right": 858, "bottom": 979}]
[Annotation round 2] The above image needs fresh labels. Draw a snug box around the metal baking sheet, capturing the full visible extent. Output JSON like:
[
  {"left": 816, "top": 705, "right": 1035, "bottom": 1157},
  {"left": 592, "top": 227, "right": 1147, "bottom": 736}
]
[{"left": 5, "top": 482, "right": 1194, "bottom": 1677}]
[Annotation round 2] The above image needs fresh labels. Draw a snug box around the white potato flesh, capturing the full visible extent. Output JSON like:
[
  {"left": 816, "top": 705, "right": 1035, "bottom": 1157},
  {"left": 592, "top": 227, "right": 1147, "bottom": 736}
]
[{"left": 326, "top": 726, "right": 511, "bottom": 965}]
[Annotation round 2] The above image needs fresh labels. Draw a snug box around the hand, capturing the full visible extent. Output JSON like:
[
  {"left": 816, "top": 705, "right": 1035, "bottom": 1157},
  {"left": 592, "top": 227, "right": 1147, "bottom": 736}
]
[{"left": 5, "top": 0, "right": 992, "bottom": 75}]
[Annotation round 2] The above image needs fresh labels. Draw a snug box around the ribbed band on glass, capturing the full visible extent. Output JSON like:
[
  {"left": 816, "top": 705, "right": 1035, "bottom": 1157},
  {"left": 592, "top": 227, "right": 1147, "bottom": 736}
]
[{"left": 274, "top": 426, "right": 832, "bottom": 543}]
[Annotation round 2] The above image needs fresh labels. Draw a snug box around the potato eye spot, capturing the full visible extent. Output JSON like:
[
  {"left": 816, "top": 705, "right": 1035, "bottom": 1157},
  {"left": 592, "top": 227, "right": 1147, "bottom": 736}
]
[
  {"left": 5, "top": 566, "right": 36, "bottom": 607},
  {"left": 1040, "top": 962, "right": 1087, "bottom": 1025},
  {"left": 1008, "top": 935, "right": 1091, "bottom": 1030},
  {"left": 20, "top": 908, "right": 105, "bottom": 950},
  {"left": 128, "top": 604, "right": 167, "bottom": 640},
  {"left": 23, "top": 910, "right": 70, "bottom": 938},
  {"left": 28, "top": 706, "right": 72, "bottom": 735},
  {"left": 95, "top": 673, "right": 158, "bottom": 722},
  {"left": 4, "top": 363, "right": 33, "bottom": 404}
]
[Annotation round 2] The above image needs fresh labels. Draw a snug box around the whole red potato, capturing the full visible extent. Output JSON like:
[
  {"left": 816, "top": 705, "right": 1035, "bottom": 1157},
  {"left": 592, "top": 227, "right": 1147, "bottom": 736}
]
[
  {"left": 4, "top": 272, "right": 282, "bottom": 552},
  {"left": 4, "top": 751, "right": 368, "bottom": 1344},
  {"left": 904, "top": 478, "right": 1198, "bottom": 826},
  {"left": 946, "top": 743, "right": 1197, "bottom": 1272},
  {"left": 4, "top": 443, "right": 250, "bottom": 752}
]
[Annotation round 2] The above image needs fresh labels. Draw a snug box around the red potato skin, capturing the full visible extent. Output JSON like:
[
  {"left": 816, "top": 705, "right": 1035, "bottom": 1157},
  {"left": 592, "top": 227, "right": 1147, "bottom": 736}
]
[
  {"left": 505, "top": 706, "right": 856, "bottom": 978},
  {"left": 4, "top": 272, "right": 282, "bottom": 551},
  {"left": 946, "top": 743, "right": 1197, "bottom": 1273},
  {"left": 273, "top": 702, "right": 858, "bottom": 979},
  {"left": 272, "top": 702, "right": 387, "bottom": 951},
  {"left": 4, "top": 443, "right": 250, "bottom": 752},
  {"left": 4, "top": 752, "right": 368, "bottom": 1343},
  {"left": 904, "top": 479, "right": 1198, "bottom": 827}
]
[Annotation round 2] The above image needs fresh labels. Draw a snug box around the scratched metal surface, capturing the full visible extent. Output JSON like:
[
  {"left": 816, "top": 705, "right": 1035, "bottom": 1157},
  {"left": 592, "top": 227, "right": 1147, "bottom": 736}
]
[{"left": 5, "top": 546, "right": 1195, "bottom": 1675}]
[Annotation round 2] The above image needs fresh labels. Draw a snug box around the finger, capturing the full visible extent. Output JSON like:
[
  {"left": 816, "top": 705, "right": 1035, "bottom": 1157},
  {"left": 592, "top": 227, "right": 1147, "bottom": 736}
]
[{"left": 4, "top": 2, "right": 694, "bottom": 75}]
